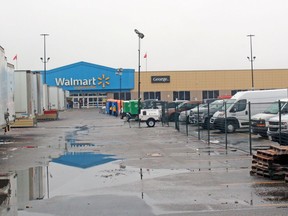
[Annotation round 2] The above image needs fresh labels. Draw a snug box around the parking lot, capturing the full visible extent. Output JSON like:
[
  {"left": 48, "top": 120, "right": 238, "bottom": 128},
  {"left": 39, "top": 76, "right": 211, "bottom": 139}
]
[
  {"left": 1, "top": 109, "right": 288, "bottom": 216},
  {"left": 176, "top": 121, "right": 273, "bottom": 154}
]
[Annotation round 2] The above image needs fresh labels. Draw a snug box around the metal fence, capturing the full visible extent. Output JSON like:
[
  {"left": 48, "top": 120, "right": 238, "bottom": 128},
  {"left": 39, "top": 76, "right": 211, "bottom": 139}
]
[{"left": 173, "top": 100, "right": 288, "bottom": 154}]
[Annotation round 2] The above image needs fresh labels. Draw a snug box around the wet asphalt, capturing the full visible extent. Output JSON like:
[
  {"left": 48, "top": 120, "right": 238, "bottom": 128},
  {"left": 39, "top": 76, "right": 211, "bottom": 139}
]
[{"left": 1, "top": 108, "right": 288, "bottom": 216}]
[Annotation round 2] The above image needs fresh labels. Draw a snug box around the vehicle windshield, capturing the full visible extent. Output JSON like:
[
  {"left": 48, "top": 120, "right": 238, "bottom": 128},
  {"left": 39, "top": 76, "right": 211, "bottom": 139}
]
[
  {"left": 210, "top": 100, "right": 224, "bottom": 110},
  {"left": 177, "top": 102, "right": 188, "bottom": 109},
  {"left": 263, "top": 102, "right": 286, "bottom": 114},
  {"left": 191, "top": 103, "right": 207, "bottom": 112},
  {"left": 219, "top": 99, "right": 236, "bottom": 111}
]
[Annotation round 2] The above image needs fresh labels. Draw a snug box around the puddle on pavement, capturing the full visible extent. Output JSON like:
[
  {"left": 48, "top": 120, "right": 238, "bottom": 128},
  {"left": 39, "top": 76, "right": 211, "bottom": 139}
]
[
  {"left": 47, "top": 160, "right": 190, "bottom": 198},
  {"left": 253, "top": 182, "right": 288, "bottom": 203}
]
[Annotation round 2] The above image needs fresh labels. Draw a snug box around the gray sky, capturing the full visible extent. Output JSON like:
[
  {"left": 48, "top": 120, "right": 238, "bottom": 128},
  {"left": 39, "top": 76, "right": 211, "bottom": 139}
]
[{"left": 1, "top": 0, "right": 288, "bottom": 71}]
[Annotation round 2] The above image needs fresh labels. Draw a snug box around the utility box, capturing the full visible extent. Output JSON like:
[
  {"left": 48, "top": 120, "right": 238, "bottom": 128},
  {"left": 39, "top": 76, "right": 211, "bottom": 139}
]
[{"left": 129, "top": 100, "right": 139, "bottom": 115}]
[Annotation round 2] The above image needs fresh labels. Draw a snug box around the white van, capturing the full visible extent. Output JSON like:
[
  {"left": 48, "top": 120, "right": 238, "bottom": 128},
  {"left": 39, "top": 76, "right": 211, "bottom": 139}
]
[
  {"left": 210, "top": 89, "right": 288, "bottom": 133},
  {"left": 251, "top": 98, "right": 288, "bottom": 137}
]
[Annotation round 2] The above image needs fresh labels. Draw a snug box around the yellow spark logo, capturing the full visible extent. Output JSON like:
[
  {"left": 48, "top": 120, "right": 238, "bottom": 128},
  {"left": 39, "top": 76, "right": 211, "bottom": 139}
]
[{"left": 98, "top": 74, "right": 110, "bottom": 88}]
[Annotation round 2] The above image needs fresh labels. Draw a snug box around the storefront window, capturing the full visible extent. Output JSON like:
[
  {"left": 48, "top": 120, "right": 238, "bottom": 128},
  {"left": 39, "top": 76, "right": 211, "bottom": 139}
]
[
  {"left": 173, "top": 91, "right": 190, "bottom": 101},
  {"left": 114, "top": 92, "right": 131, "bottom": 100},
  {"left": 202, "top": 90, "right": 219, "bottom": 101},
  {"left": 144, "top": 92, "right": 161, "bottom": 100}
]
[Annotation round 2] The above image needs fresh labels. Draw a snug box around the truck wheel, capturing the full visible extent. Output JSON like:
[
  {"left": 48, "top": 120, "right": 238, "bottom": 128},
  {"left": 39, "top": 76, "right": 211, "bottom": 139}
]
[
  {"left": 259, "top": 133, "right": 268, "bottom": 138},
  {"left": 271, "top": 136, "right": 278, "bottom": 142},
  {"left": 202, "top": 118, "right": 209, "bottom": 129},
  {"left": 226, "top": 121, "right": 236, "bottom": 133},
  {"left": 188, "top": 117, "right": 193, "bottom": 124},
  {"left": 146, "top": 119, "right": 155, "bottom": 127},
  {"left": 169, "top": 113, "right": 175, "bottom": 122}
]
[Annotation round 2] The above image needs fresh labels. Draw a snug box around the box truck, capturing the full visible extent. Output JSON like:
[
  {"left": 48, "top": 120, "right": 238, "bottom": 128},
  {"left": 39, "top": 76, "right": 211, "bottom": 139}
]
[
  {"left": 210, "top": 89, "right": 288, "bottom": 133},
  {"left": 251, "top": 98, "right": 288, "bottom": 137}
]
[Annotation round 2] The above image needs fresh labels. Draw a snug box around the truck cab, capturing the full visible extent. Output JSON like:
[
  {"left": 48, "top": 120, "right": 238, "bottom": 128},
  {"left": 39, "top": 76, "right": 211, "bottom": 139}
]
[{"left": 251, "top": 99, "right": 288, "bottom": 137}]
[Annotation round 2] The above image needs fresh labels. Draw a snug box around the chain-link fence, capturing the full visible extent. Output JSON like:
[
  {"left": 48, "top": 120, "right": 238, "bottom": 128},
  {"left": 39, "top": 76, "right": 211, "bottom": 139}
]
[{"left": 174, "top": 100, "right": 288, "bottom": 154}]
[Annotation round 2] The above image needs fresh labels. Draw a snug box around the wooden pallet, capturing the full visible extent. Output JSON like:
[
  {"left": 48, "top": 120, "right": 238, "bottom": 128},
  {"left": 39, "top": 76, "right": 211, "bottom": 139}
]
[
  {"left": 251, "top": 145, "right": 288, "bottom": 182},
  {"left": 36, "top": 113, "right": 58, "bottom": 121},
  {"left": 10, "top": 118, "right": 37, "bottom": 128},
  {"left": 270, "top": 144, "right": 288, "bottom": 155}
]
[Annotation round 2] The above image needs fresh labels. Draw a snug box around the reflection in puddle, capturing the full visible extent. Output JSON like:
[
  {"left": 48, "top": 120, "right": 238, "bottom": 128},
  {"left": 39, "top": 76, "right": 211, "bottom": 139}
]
[
  {"left": 47, "top": 161, "right": 189, "bottom": 199},
  {"left": 52, "top": 152, "right": 117, "bottom": 169}
]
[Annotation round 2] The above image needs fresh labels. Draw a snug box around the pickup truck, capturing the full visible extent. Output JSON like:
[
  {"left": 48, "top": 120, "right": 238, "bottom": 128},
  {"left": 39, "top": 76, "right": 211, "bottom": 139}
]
[
  {"left": 251, "top": 99, "right": 288, "bottom": 137},
  {"left": 267, "top": 114, "right": 288, "bottom": 145},
  {"left": 139, "top": 108, "right": 162, "bottom": 127}
]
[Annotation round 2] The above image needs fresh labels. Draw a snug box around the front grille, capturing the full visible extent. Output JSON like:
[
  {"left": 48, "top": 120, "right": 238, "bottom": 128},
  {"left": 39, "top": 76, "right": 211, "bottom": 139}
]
[
  {"left": 269, "top": 121, "right": 279, "bottom": 126},
  {"left": 269, "top": 128, "right": 278, "bottom": 132}
]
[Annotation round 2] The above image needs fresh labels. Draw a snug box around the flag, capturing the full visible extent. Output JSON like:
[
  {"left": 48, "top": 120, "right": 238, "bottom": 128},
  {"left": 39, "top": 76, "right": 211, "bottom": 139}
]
[
  {"left": 144, "top": 53, "right": 147, "bottom": 58},
  {"left": 13, "top": 55, "right": 17, "bottom": 61}
]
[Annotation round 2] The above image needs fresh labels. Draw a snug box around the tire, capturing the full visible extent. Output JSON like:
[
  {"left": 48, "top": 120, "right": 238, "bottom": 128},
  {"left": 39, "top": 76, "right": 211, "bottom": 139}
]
[
  {"left": 226, "top": 121, "right": 236, "bottom": 133},
  {"left": 259, "top": 133, "right": 268, "bottom": 138},
  {"left": 146, "top": 118, "right": 156, "bottom": 127},
  {"left": 202, "top": 118, "right": 209, "bottom": 129},
  {"left": 169, "top": 113, "right": 175, "bottom": 122},
  {"left": 188, "top": 117, "right": 194, "bottom": 124}
]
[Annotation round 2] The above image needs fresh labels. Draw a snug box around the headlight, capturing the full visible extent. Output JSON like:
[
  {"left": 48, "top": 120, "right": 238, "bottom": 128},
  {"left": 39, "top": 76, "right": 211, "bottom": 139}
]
[{"left": 217, "top": 112, "right": 225, "bottom": 118}]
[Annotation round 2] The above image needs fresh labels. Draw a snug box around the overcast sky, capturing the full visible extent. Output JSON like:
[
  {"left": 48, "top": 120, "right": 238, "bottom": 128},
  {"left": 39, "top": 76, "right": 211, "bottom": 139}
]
[{"left": 1, "top": 0, "right": 288, "bottom": 71}]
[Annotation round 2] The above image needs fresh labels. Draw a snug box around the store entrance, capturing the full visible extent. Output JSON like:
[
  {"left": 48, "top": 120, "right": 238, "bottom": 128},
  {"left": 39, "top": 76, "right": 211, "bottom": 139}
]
[{"left": 71, "top": 92, "right": 107, "bottom": 108}]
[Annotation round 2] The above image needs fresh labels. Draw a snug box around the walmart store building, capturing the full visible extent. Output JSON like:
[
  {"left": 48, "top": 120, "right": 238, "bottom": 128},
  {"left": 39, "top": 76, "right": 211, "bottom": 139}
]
[{"left": 46, "top": 61, "right": 288, "bottom": 107}]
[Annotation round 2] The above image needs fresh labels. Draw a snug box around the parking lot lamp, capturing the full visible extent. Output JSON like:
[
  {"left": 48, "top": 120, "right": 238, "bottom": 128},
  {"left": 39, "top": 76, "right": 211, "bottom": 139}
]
[
  {"left": 247, "top": 34, "right": 256, "bottom": 90},
  {"left": 116, "top": 68, "right": 123, "bottom": 115},
  {"left": 40, "top": 33, "right": 50, "bottom": 84},
  {"left": 134, "top": 29, "right": 144, "bottom": 126}
]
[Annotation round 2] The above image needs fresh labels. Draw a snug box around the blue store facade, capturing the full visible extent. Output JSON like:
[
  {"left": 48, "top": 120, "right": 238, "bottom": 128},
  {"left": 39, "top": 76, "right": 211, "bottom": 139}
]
[{"left": 45, "top": 61, "right": 135, "bottom": 108}]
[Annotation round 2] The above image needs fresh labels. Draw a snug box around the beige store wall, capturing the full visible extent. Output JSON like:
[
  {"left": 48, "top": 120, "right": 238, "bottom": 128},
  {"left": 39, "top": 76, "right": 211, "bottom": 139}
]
[{"left": 130, "top": 69, "right": 288, "bottom": 99}]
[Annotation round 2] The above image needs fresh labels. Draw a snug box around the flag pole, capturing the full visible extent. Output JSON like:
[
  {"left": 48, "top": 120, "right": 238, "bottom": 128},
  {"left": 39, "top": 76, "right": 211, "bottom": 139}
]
[
  {"left": 146, "top": 55, "right": 147, "bottom": 72},
  {"left": 144, "top": 52, "right": 147, "bottom": 72},
  {"left": 13, "top": 55, "right": 18, "bottom": 69}
]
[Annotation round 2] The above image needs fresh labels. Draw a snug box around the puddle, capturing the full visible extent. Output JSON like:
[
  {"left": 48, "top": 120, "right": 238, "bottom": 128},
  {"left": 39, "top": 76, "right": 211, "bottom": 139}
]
[
  {"left": 253, "top": 182, "right": 288, "bottom": 203},
  {"left": 47, "top": 161, "right": 190, "bottom": 198}
]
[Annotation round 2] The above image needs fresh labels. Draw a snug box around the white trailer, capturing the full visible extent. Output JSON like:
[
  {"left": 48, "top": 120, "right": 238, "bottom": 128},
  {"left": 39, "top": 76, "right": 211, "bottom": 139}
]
[
  {"left": 0, "top": 46, "right": 7, "bottom": 128},
  {"left": 35, "top": 72, "right": 44, "bottom": 115},
  {"left": 211, "top": 89, "right": 288, "bottom": 133},
  {"left": 48, "top": 86, "right": 66, "bottom": 111},
  {"left": 58, "top": 88, "right": 66, "bottom": 110},
  {"left": 48, "top": 86, "right": 60, "bottom": 110},
  {"left": 43, "top": 84, "right": 49, "bottom": 111},
  {"left": 6, "top": 63, "right": 15, "bottom": 122},
  {"left": 0, "top": 46, "right": 11, "bottom": 130},
  {"left": 14, "top": 70, "right": 37, "bottom": 117}
]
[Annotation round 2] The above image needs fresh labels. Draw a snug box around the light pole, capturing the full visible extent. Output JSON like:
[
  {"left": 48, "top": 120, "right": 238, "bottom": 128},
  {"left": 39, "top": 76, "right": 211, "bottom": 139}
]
[
  {"left": 40, "top": 33, "right": 50, "bottom": 84},
  {"left": 134, "top": 29, "right": 144, "bottom": 126},
  {"left": 247, "top": 34, "right": 256, "bottom": 90},
  {"left": 116, "top": 68, "right": 123, "bottom": 116}
]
